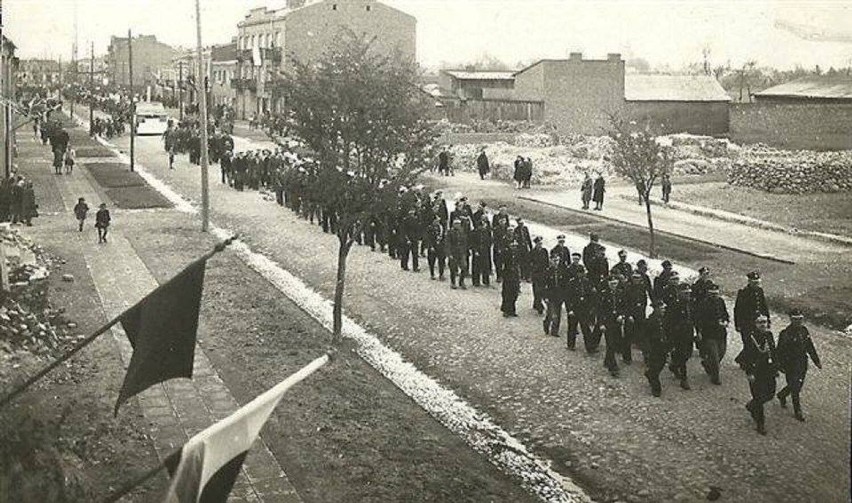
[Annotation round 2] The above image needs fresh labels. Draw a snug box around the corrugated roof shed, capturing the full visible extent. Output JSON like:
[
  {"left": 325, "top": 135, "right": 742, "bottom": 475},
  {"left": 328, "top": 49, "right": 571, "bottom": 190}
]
[
  {"left": 625, "top": 75, "right": 730, "bottom": 102},
  {"left": 443, "top": 70, "right": 516, "bottom": 81},
  {"left": 754, "top": 76, "right": 852, "bottom": 100}
]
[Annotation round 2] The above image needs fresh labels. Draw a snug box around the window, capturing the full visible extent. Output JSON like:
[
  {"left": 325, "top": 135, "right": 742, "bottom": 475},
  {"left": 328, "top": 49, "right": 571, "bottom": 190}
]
[{"left": 366, "top": 4, "right": 371, "bottom": 11}]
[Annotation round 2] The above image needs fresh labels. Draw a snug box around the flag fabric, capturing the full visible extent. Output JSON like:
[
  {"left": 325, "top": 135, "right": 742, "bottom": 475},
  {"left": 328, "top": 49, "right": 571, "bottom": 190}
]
[
  {"left": 162, "top": 354, "right": 330, "bottom": 503},
  {"left": 114, "top": 257, "right": 208, "bottom": 415}
]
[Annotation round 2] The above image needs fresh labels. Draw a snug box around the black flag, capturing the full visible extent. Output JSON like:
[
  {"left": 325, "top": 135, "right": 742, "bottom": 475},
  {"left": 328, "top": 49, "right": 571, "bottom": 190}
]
[{"left": 114, "top": 257, "right": 207, "bottom": 415}]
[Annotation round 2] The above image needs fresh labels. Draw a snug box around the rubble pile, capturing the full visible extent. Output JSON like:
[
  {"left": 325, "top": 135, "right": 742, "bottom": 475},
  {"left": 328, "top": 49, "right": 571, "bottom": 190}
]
[
  {"left": 0, "top": 227, "right": 74, "bottom": 357},
  {"left": 728, "top": 146, "right": 852, "bottom": 194}
]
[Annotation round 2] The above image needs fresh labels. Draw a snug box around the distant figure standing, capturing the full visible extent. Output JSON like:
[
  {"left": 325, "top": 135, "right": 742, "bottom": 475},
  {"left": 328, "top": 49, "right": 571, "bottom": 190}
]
[
  {"left": 636, "top": 179, "right": 647, "bottom": 205},
  {"left": 476, "top": 149, "right": 490, "bottom": 180},
  {"left": 661, "top": 174, "right": 672, "bottom": 203},
  {"left": 438, "top": 148, "right": 450, "bottom": 176},
  {"left": 73, "top": 197, "right": 89, "bottom": 232},
  {"left": 64, "top": 147, "right": 76, "bottom": 174},
  {"left": 580, "top": 173, "right": 593, "bottom": 210},
  {"left": 513, "top": 156, "right": 524, "bottom": 188},
  {"left": 95, "top": 203, "right": 111, "bottom": 243},
  {"left": 20, "top": 181, "right": 37, "bottom": 226},
  {"left": 163, "top": 122, "right": 177, "bottom": 169},
  {"left": 593, "top": 173, "right": 606, "bottom": 210},
  {"left": 523, "top": 157, "right": 533, "bottom": 188}
]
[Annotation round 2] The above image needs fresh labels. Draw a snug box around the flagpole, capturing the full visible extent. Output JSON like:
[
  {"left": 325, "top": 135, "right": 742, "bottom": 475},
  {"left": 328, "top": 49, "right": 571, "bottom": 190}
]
[{"left": 0, "top": 236, "right": 238, "bottom": 409}]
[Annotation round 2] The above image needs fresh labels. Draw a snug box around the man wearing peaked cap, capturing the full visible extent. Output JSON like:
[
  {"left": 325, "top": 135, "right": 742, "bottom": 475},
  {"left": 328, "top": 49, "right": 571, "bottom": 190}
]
[
  {"left": 734, "top": 271, "right": 770, "bottom": 366},
  {"left": 529, "top": 236, "right": 550, "bottom": 315},
  {"left": 741, "top": 314, "right": 777, "bottom": 435},
  {"left": 610, "top": 249, "right": 633, "bottom": 282},
  {"left": 665, "top": 282, "right": 695, "bottom": 390},
  {"left": 695, "top": 281, "right": 730, "bottom": 385},
  {"left": 643, "top": 299, "right": 668, "bottom": 397},
  {"left": 550, "top": 234, "right": 571, "bottom": 264},
  {"left": 775, "top": 308, "right": 822, "bottom": 422}
]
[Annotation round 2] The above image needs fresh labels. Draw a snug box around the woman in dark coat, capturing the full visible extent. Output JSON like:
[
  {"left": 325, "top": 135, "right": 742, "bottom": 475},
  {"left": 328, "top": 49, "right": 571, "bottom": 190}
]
[
  {"left": 21, "top": 181, "right": 38, "bottom": 226},
  {"left": 593, "top": 173, "right": 606, "bottom": 210},
  {"left": 741, "top": 315, "right": 777, "bottom": 435},
  {"left": 513, "top": 156, "right": 524, "bottom": 189}
]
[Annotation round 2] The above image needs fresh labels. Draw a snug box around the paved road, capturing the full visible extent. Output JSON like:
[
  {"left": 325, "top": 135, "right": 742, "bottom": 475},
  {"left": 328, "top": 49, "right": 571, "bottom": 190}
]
[
  {"left": 97, "top": 131, "right": 851, "bottom": 503},
  {"left": 522, "top": 182, "right": 851, "bottom": 265}
]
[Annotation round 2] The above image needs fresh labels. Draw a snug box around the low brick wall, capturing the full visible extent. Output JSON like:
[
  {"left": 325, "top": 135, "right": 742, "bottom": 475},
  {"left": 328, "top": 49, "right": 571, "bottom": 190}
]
[{"left": 730, "top": 102, "right": 852, "bottom": 151}]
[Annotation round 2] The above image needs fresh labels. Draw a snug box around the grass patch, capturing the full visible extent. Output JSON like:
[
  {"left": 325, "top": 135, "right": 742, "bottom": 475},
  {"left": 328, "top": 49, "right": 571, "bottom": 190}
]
[
  {"left": 676, "top": 182, "right": 852, "bottom": 237},
  {"left": 75, "top": 147, "right": 116, "bottom": 158},
  {"left": 85, "top": 163, "right": 144, "bottom": 188},
  {"left": 105, "top": 186, "right": 172, "bottom": 209}
]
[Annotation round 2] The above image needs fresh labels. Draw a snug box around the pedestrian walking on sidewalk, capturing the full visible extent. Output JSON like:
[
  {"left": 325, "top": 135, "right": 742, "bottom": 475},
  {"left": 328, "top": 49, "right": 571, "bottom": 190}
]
[
  {"left": 64, "top": 147, "right": 76, "bottom": 174},
  {"left": 741, "top": 315, "right": 778, "bottom": 435},
  {"left": 95, "top": 203, "right": 111, "bottom": 243},
  {"left": 20, "top": 181, "right": 38, "bottom": 226},
  {"left": 661, "top": 174, "right": 672, "bottom": 203},
  {"left": 593, "top": 173, "right": 606, "bottom": 210},
  {"left": 775, "top": 309, "right": 822, "bottom": 422},
  {"left": 74, "top": 198, "right": 89, "bottom": 232}
]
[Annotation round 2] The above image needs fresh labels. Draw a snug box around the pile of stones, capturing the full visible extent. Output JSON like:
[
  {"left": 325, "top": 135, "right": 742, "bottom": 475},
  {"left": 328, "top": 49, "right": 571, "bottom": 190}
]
[{"left": 728, "top": 145, "right": 852, "bottom": 194}]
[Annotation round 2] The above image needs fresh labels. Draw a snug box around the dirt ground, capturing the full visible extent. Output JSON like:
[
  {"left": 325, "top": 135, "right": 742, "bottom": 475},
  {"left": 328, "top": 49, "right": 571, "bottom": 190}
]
[{"left": 122, "top": 211, "right": 536, "bottom": 503}]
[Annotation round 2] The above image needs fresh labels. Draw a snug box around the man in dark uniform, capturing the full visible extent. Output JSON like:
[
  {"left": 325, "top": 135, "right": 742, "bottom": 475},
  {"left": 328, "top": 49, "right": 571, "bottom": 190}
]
[
  {"left": 582, "top": 233, "right": 608, "bottom": 286},
  {"left": 513, "top": 218, "right": 533, "bottom": 281},
  {"left": 399, "top": 208, "right": 420, "bottom": 272},
  {"left": 653, "top": 260, "right": 676, "bottom": 301},
  {"left": 661, "top": 271, "right": 681, "bottom": 308},
  {"left": 565, "top": 265, "right": 595, "bottom": 351},
  {"left": 635, "top": 259, "right": 654, "bottom": 301},
  {"left": 734, "top": 271, "right": 770, "bottom": 367},
  {"left": 695, "top": 282, "right": 729, "bottom": 385},
  {"left": 500, "top": 234, "right": 521, "bottom": 317},
  {"left": 643, "top": 300, "right": 668, "bottom": 397},
  {"left": 433, "top": 191, "right": 449, "bottom": 231},
  {"left": 775, "top": 309, "right": 822, "bottom": 422},
  {"left": 741, "top": 315, "right": 777, "bottom": 435},
  {"left": 596, "top": 275, "right": 625, "bottom": 377},
  {"left": 446, "top": 219, "right": 469, "bottom": 290},
  {"left": 472, "top": 201, "right": 488, "bottom": 229},
  {"left": 471, "top": 214, "right": 493, "bottom": 287},
  {"left": 550, "top": 235, "right": 570, "bottom": 264},
  {"left": 622, "top": 271, "right": 649, "bottom": 363},
  {"left": 542, "top": 253, "right": 563, "bottom": 335},
  {"left": 692, "top": 267, "right": 712, "bottom": 304},
  {"left": 425, "top": 215, "right": 446, "bottom": 281},
  {"left": 610, "top": 249, "right": 633, "bottom": 280},
  {"left": 491, "top": 206, "right": 510, "bottom": 281},
  {"left": 529, "top": 236, "right": 550, "bottom": 314},
  {"left": 666, "top": 282, "right": 695, "bottom": 390}
]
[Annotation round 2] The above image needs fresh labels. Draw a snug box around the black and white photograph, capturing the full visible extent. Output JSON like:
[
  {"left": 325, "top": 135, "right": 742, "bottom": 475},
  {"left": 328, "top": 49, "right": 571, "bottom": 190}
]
[{"left": 0, "top": 0, "right": 850, "bottom": 501}]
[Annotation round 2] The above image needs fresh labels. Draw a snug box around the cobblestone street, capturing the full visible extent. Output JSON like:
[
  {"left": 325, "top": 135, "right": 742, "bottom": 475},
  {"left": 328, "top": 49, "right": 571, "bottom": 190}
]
[{"left": 104, "top": 132, "right": 851, "bottom": 502}]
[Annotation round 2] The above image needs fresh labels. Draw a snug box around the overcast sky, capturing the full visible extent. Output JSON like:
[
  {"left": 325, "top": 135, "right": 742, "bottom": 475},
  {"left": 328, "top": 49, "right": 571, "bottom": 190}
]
[{"left": 5, "top": 0, "right": 852, "bottom": 71}]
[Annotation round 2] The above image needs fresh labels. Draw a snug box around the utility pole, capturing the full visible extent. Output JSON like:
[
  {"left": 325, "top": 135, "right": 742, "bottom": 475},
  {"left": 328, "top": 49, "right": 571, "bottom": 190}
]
[
  {"left": 1, "top": 0, "right": 10, "bottom": 180},
  {"left": 128, "top": 29, "right": 135, "bottom": 172},
  {"left": 89, "top": 41, "right": 94, "bottom": 136},
  {"left": 195, "top": 0, "right": 209, "bottom": 232},
  {"left": 71, "top": 0, "right": 77, "bottom": 118},
  {"left": 178, "top": 61, "right": 183, "bottom": 121}
]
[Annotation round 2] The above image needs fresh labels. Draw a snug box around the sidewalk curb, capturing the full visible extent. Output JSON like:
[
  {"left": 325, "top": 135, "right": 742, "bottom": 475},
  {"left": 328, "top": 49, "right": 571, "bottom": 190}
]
[
  {"left": 519, "top": 195, "right": 797, "bottom": 265},
  {"left": 617, "top": 194, "right": 852, "bottom": 249}
]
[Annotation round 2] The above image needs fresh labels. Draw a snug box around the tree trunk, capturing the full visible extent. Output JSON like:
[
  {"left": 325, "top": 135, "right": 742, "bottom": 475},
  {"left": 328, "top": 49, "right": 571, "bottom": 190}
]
[
  {"left": 645, "top": 199, "right": 657, "bottom": 259},
  {"left": 332, "top": 238, "right": 353, "bottom": 346}
]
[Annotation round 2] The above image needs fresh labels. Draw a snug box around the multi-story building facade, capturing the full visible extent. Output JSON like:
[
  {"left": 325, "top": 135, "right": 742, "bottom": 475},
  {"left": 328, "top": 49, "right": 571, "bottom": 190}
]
[
  {"left": 107, "top": 34, "right": 178, "bottom": 89},
  {"left": 233, "top": 0, "right": 416, "bottom": 119},
  {"left": 210, "top": 42, "right": 238, "bottom": 109},
  {"left": 18, "top": 59, "right": 61, "bottom": 87}
]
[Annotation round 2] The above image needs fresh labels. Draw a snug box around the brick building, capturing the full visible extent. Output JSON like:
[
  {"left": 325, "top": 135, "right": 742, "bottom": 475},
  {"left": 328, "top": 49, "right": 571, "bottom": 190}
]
[
  {"left": 18, "top": 59, "right": 61, "bottom": 87},
  {"left": 107, "top": 34, "right": 178, "bottom": 88},
  {"left": 233, "top": 0, "right": 416, "bottom": 119}
]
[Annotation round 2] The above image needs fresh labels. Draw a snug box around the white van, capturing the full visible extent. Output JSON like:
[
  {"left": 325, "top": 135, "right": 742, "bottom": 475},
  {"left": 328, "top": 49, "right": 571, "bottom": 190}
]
[{"left": 135, "top": 102, "right": 170, "bottom": 136}]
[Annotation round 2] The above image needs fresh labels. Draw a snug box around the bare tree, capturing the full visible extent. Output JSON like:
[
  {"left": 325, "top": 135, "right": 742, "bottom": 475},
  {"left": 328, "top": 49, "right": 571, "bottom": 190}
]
[
  {"left": 275, "top": 33, "right": 437, "bottom": 345},
  {"left": 606, "top": 117, "right": 673, "bottom": 259}
]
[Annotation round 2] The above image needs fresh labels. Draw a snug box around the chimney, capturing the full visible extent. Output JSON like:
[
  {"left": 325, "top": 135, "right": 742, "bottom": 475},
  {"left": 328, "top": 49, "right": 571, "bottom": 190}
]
[
  {"left": 286, "top": 0, "right": 306, "bottom": 8},
  {"left": 607, "top": 53, "right": 622, "bottom": 61},
  {"left": 569, "top": 52, "right": 583, "bottom": 61}
]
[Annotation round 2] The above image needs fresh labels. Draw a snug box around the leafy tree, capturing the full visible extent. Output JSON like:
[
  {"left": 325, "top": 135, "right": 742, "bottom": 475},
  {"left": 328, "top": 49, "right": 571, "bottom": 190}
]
[
  {"left": 606, "top": 117, "right": 673, "bottom": 258},
  {"left": 275, "top": 33, "right": 437, "bottom": 345}
]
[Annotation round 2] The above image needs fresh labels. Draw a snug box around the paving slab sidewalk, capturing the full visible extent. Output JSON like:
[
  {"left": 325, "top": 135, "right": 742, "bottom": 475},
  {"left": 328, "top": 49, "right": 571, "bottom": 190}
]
[
  {"left": 521, "top": 185, "right": 851, "bottom": 264},
  {"left": 15, "top": 130, "right": 300, "bottom": 503}
]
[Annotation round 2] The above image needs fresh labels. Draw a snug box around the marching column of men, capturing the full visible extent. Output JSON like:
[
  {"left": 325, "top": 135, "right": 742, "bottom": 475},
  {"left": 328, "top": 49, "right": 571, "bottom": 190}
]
[{"left": 213, "top": 145, "right": 823, "bottom": 436}]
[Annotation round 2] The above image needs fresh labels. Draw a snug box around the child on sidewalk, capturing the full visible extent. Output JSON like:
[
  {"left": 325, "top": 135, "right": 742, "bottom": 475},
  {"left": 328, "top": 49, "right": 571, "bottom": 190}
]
[
  {"left": 73, "top": 197, "right": 89, "bottom": 232},
  {"left": 95, "top": 203, "right": 111, "bottom": 243},
  {"left": 64, "top": 147, "right": 76, "bottom": 174}
]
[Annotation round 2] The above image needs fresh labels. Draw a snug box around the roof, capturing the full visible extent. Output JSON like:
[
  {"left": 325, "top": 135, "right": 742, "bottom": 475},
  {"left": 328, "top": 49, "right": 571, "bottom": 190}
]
[
  {"left": 625, "top": 74, "right": 730, "bottom": 102},
  {"left": 754, "top": 76, "right": 852, "bottom": 100},
  {"left": 211, "top": 43, "right": 238, "bottom": 62},
  {"left": 443, "top": 70, "right": 516, "bottom": 81}
]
